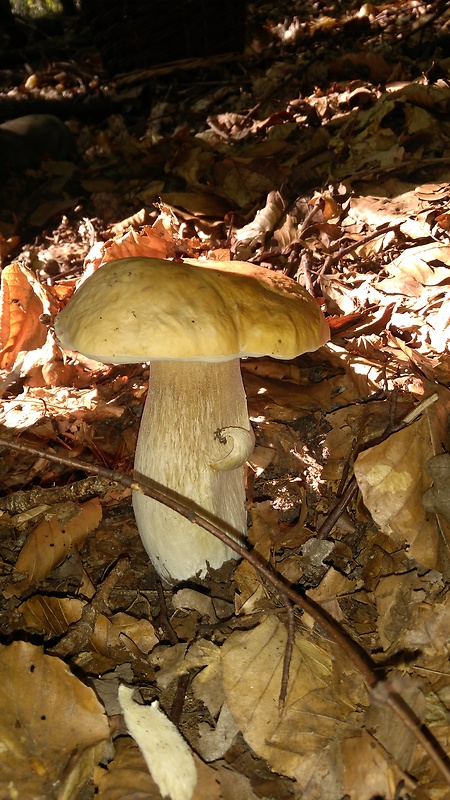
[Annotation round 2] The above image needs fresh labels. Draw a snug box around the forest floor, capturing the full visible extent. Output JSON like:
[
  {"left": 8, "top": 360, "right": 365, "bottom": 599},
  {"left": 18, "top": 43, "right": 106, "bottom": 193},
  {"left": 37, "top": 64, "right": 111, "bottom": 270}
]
[{"left": 1, "top": 1, "right": 450, "bottom": 799}]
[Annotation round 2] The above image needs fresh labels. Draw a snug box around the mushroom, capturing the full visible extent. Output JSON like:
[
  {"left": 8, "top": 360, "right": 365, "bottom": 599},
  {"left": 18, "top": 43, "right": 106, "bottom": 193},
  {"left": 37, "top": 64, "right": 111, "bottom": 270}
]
[{"left": 55, "top": 257, "right": 329, "bottom": 582}]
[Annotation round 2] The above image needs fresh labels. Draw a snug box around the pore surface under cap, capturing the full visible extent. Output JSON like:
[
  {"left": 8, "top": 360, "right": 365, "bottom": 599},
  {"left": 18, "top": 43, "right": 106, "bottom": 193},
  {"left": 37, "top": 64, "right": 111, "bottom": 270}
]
[{"left": 55, "top": 256, "right": 329, "bottom": 363}]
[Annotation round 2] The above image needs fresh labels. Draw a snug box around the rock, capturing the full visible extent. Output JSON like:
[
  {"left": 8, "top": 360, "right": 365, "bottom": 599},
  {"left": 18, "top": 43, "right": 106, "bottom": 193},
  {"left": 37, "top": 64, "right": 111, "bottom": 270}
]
[{"left": 0, "top": 114, "right": 74, "bottom": 175}]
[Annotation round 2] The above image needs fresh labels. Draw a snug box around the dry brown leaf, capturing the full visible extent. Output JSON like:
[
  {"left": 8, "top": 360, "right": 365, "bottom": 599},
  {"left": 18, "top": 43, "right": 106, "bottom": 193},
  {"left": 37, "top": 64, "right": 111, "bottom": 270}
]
[
  {"left": 330, "top": 53, "right": 392, "bottom": 83},
  {"left": 19, "top": 597, "right": 158, "bottom": 659},
  {"left": 324, "top": 341, "right": 395, "bottom": 398},
  {"left": 221, "top": 614, "right": 367, "bottom": 798},
  {"left": 0, "top": 262, "right": 58, "bottom": 370},
  {"left": 353, "top": 390, "right": 450, "bottom": 574},
  {"left": 92, "top": 612, "right": 158, "bottom": 659},
  {"left": 365, "top": 678, "right": 426, "bottom": 770},
  {"left": 96, "top": 736, "right": 163, "bottom": 800},
  {"left": 243, "top": 362, "right": 332, "bottom": 421},
  {"left": 5, "top": 498, "right": 102, "bottom": 597},
  {"left": 374, "top": 571, "right": 426, "bottom": 652},
  {"left": 422, "top": 453, "right": 450, "bottom": 521},
  {"left": 341, "top": 730, "right": 402, "bottom": 799},
  {"left": 97, "top": 736, "right": 222, "bottom": 800},
  {"left": 0, "top": 640, "right": 109, "bottom": 800},
  {"left": 19, "top": 595, "right": 85, "bottom": 635},
  {"left": 390, "top": 589, "right": 450, "bottom": 687},
  {"left": 307, "top": 568, "right": 360, "bottom": 623}
]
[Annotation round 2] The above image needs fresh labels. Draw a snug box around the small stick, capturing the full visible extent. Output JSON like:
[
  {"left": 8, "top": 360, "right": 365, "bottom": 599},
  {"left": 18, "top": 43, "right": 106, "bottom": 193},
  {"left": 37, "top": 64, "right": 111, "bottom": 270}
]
[
  {"left": 319, "top": 223, "right": 401, "bottom": 276},
  {"left": 48, "top": 556, "right": 129, "bottom": 658},
  {"left": 1, "top": 434, "right": 449, "bottom": 786},
  {"left": 316, "top": 476, "right": 358, "bottom": 539},
  {"left": 155, "top": 580, "right": 191, "bottom": 724}
]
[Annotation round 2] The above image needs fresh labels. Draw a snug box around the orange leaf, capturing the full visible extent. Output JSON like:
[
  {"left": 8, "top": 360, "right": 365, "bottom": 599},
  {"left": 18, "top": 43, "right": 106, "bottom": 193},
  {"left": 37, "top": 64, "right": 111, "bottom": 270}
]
[{"left": 0, "top": 262, "right": 58, "bottom": 369}]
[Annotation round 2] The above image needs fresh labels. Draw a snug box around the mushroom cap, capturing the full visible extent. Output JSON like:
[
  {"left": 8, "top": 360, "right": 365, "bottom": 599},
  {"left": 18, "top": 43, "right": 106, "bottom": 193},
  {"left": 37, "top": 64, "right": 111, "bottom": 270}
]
[{"left": 55, "top": 256, "right": 329, "bottom": 363}]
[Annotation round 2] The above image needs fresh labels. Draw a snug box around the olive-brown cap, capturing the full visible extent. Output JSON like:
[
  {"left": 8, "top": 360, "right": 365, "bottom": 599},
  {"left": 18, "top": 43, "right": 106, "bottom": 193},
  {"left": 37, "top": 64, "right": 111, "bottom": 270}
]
[{"left": 55, "top": 257, "right": 329, "bottom": 363}]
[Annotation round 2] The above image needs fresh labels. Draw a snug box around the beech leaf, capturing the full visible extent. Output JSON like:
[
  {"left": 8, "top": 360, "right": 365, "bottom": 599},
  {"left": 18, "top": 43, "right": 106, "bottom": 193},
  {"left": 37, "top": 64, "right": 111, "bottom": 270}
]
[
  {"left": 5, "top": 498, "right": 102, "bottom": 597},
  {"left": 221, "top": 614, "right": 367, "bottom": 798},
  {"left": 354, "top": 392, "right": 450, "bottom": 574},
  {"left": 0, "top": 641, "right": 109, "bottom": 800}
]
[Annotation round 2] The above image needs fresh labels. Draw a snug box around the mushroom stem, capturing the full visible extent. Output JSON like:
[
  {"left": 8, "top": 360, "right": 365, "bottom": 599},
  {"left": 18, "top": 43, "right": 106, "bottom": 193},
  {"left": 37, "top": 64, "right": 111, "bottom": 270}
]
[{"left": 132, "top": 360, "right": 254, "bottom": 582}]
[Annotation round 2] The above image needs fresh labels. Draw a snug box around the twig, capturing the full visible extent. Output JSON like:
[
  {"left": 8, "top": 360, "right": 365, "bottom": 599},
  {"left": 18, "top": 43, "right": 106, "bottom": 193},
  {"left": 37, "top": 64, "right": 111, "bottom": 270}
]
[
  {"left": 155, "top": 580, "right": 191, "bottom": 724},
  {"left": 155, "top": 580, "right": 178, "bottom": 646},
  {"left": 0, "top": 434, "right": 449, "bottom": 786},
  {"left": 319, "top": 223, "right": 401, "bottom": 276},
  {"left": 316, "top": 476, "right": 358, "bottom": 540},
  {"left": 48, "top": 556, "right": 129, "bottom": 658},
  {"left": 170, "top": 672, "right": 191, "bottom": 726},
  {"left": 278, "top": 599, "right": 295, "bottom": 714},
  {"left": 0, "top": 475, "right": 119, "bottom": 514}
]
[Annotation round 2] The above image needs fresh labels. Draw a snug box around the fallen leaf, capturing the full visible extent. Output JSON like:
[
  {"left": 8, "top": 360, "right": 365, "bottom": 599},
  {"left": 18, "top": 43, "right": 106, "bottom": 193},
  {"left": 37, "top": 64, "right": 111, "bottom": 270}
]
[
  {"left": 0, "top": 641, "right": 109, "bottom": 799},
  {"left": 0, "top": 262, "right": 57, "bottom": 370},
  {"left": 5, "top": 498, "right": 102, "bottom": 597},
  {"left": 354, "top": 390, "right": 450, "bottom": 574},
  {"left": 119, "top": 685, "right": 197, "bottom": 800},
  {"left": 221, "top": 614, "right": 367, "bottom": 797},
  {"left": 422, "top": 453, "right": 450, "bottom": 521}
]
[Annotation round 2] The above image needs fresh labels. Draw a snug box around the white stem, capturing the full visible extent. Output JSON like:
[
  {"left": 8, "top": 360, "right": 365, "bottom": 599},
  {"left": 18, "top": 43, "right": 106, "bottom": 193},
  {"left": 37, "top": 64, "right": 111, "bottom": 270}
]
[{"left": 132, "top": 360, "right": 253, "bottom": 582}]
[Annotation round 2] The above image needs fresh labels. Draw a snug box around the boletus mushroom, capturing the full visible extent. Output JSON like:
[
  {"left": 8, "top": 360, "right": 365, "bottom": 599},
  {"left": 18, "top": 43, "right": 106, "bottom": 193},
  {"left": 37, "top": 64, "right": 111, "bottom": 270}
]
[{"left": 55, "top": 257, "right": 329, "bottom": 582}]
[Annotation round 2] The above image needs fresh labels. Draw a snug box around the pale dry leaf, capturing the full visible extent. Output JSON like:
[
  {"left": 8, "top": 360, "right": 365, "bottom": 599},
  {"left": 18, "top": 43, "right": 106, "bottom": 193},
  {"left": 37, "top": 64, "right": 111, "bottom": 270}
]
[
  {"left": 189, "top": 640, "right": 223, "bottom": 717},
  {"left": 5, "top": 498, "right": 102, "bottom": 598},
  {"left": 0, "top": 640, "right": 109, "bottom": 800},
  {"left": 353, "top": 390, "right": 450, "bottom": 574},
  {"left": 422, "top": 453, "right": 450, "bottom": 521},
  {"left": 374, "top": 572, "right": 425, "bottom": 652},
  {"left": 273, "top": 212, "right": 300, "bottom": 249},
  {"left": 234, "top": 190, "right": 286, "bottom": 256},
  {"left": 383, "top": 243, "right": 450, "bottom": 288},
  {"left": 394, "top": 593, "right": 450, "bottom": 682},
  {"left": 196, "top": 702, "right": 239, "bottom": 762},
  {"left": 172, "top": 588, "right": 218, "bottom": 622},
  {"left": 221, "top": 614, "right": 367, "bottom": 795},
  {"left": 118, "top": 685, "right": 197, "bottom": 800},
  {"left": 341, "top": 730, "right": 400, "bottom": 800},
  {"left": 364, "top": 679, "right": 426, "bottom": 770},
  {"left": 150, "top": 639, "right": 218, "bottom": 693},
  {"left": 150, "top": 643, "right": 189, "bottom": 689}
]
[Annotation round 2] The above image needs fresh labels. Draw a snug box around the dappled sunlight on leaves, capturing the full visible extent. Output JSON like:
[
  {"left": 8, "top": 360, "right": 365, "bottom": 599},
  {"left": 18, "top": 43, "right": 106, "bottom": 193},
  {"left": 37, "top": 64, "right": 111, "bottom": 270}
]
[{"left": 1, "top": 1, "right": 450, "bottom": 796}]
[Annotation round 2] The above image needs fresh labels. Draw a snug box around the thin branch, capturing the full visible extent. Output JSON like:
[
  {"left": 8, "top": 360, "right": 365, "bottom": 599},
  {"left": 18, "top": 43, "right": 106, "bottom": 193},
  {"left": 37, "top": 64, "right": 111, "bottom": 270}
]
[
  {"left": 319, "top": 223, "right": 401, "bottom": 276},
  {"left": 48, "top": 556, "right": 129, "bottom": 658},
  {"left": 0, "top": 434, "right": 449, "bottom": 786},
  {"left": 316, "top": 476, "right": 358, "bottom": 539}
]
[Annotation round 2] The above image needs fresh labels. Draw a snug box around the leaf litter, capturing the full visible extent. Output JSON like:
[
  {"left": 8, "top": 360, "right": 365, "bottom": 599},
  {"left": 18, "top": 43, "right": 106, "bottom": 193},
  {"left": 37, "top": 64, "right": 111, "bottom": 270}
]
[{"left": 1, "top": 1, "right": 450, "bottom": 798}]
